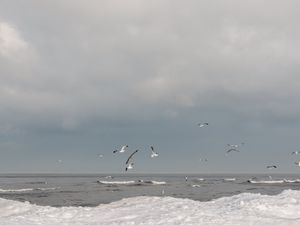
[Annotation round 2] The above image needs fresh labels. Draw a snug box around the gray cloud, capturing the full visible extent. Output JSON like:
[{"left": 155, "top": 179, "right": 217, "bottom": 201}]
[{"left": 0, "top": 1, "right": 300, "bottom": 172}]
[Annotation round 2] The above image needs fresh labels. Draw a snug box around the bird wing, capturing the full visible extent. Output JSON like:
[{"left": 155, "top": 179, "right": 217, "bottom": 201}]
[
  {"left": 226, "top": 148, "right": 239, "bottom": 153},
  {"left": 125, "top": 150, "right": 139, "bottom": 165}
]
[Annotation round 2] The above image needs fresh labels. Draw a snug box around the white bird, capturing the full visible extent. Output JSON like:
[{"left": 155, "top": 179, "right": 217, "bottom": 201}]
[
  {"left": 97, "top": 154, "right": 103, "bottom": 158},
  {"left": 226, "top": 142, "right": 245, "bottom": 154},
  {"left": 197, "top": 123, "right": 209, "bottom": 127},
  {"left": 199, "top": 158, "right": 208, "bottom": 162},
  {"left": 150, "top": 146, "right": 158, "bottom": 158},
  {"left": 292, "top": 151, "right": 300, "bottom": 155},
  {"left": 57, "top": 159, "right": 63, "bottom": 163},
  {"left": 113, "top": 145, "right": 128, "bottom": 153},
  {"left": 294, "top": 162, "right": 300, "bottom": 166}
]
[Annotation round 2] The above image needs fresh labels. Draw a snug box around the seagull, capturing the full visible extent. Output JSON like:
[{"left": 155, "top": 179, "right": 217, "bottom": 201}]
[
  {"left": 97, "top": 154, "right": 103, "bottom": 158},
  {"left": 125, "top": 149, "right": 139, "bottom": 171},
  {"left": 227, "top": 143, "right": 245, "bottom": 148},
  {"left": 294, "top": 162, "right": 300, "bottom": 166},
  {"left": 199, "top": 158, "right": 208, "bottom": 162},
  {"left": 197, "top": 123, "right": 209, "bottom": 127},
  {"left": 113, "top": 145, "right": 129, "bottom": 154},
  {"left": 226, "top": 148, "right": 240, "bottom": 154},
  {"left": 227, "top": 144, "right": 239, "bottom": 148},
  {"left": 57, "top": 159, "right": 63, "bottom": 163},
  {"left": 266, "top": 165, "right": 277, "bottom": 169},
  {"left": 150, "top": 146, "right": 158, "bottom": 158},
  {"left": 291, "top": 151, "right": 300, "bottom": 155}
]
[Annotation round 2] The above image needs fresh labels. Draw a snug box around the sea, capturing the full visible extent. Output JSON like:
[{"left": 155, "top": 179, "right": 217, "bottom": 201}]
[{"left": 1, "top": 173, "right": 300, "bottom": 224}]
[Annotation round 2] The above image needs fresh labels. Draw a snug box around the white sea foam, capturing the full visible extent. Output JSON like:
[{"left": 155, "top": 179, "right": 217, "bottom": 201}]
[
  {"left": 0, "top": 187, "right": 59, "bottom": 193},
  {"left": 97, "top": 180, "right": 135, "bottom": 185},
  {"left": 138, "top": 180, "right": 166, "bottom": 185},
  {"left": 283, "top": 179, "right": 300, "bottom": 183},
  {"left": 248, "top": 180, "right": 285, "bottom": 184},
  {"left": 0, "top": 188, "right": 35, "bottom": 193},
  {"left": 224, "top": 178, "right": 236, "bottom": 181},
  {"left": 248, "top": 179, "right": 300, "bottom": 184},
  {"left": 1, "top": 190, "right": 300, "bottom": 224}
]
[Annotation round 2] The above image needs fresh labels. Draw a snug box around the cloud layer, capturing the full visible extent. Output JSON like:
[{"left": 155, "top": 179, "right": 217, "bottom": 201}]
[{"left": 0, "top": 1, "right": 300, "bottom": 172}]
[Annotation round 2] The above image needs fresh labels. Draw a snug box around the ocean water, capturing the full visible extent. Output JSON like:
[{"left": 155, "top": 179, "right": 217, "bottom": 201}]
[{"left": 1, "top": 174, "right": 300, "bottom": 224}]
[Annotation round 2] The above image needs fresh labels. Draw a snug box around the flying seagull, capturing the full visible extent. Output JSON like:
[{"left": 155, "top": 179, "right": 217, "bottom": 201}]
[
  {"left": 197, "top": 123, "right": 209, "bottom": 127},
  {"left": 125, "top": 149, "right": 139, "bottom": 165},
  {"left": 227, "top": 143, "right": 245, "bottom": 148},
  {"left": 97, "top": 154, "right": 103, "bottom": 158},
  {"left": 266, "top": 165, "right": 277, "bottom": 169},
  {"left": 294, "top": 162, "right": 300, "bottom": 166},
  {"left": 150, "top": 146, "right": 158, "bottom": 158},
  {"left": 113, "top": 145, "right": 128, "bottom": 154},
  {"left": 291, "top": 151, "right": 300, "bottom": 155},
  {"left": 226, "top": 148, "right": 240, "bottom": 154}
]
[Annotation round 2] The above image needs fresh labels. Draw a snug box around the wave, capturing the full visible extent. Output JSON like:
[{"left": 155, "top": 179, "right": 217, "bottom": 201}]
[
  {"left": 97, "top": 180, "right": 135, "bottom": 185},
  {"left": 248, "top": 179, "right": 300, "bottom": 184},
  {"left": 283, "top": 179, "right": 300, "bottom": 183},
  {"left": 0, "top": 187, "right": 59, "bottom": 193},
  {"left": 223, "top": 178, "right": 236, "bottom": 181},
  {"left": 97, "top": 180, "right": 166, "bottom": 185},
  {"left": 1, "top": 190, "right": 300, "bottom": 224},
  {"left": 137, "top": 180, "right": 166, "bottom": 185}
]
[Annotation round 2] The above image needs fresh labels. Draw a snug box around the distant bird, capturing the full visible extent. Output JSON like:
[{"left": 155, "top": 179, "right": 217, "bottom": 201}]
[
  {"left": 97, "top": 154, "right": 103, "bottom": 158},
  {"left": 197, "top": 123, "right": 209, "bottom": 127},
  {"left": 294, "top": 162, "right": 300, "bottom": 166},
  {"left": 57, "top": 159, "right": 63, "bottom": 163},
  {"left": 292, "top": 151, "right": 300, "bottom": 155},
  {"left": 226, "top": 148, "right": 240, "bottom": 154},
  {"left": 113, "top": 145, "right": 129, "bottom": 154},
  {"left": 227, "top": 144, "right": 239, "bottom": 148},
  {"left": 185, "top": 176, "right": 188, "bottom": 182},
  {"left": 226, "top": 142, "right": 245, "bottom": 154},
  {"left": 266, "top": 165, "right": 277, "bottom": 169},
  {"left": 199, "top": 158, "right": 208, "bottom": 162},
  {"left": 150, "top": 146, "right": 158, "bottom": 158},
  {"left": 227, "top": 143, "right": 245, "bottom": 148}
]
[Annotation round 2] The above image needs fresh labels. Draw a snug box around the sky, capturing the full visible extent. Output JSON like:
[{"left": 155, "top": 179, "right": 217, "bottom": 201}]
[{"left": 1, "top": 0, "right": 300, "bottom": 174}]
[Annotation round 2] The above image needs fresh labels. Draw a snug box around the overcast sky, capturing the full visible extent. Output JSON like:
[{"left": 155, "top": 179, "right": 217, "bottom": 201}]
[{"left": 1, "top": 0, "right": 300, "bottom": 174}]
